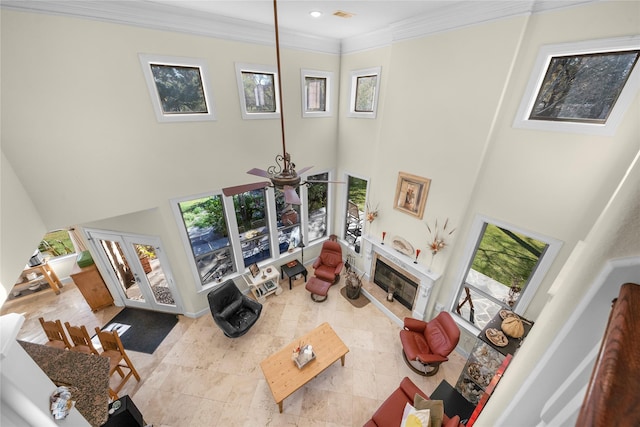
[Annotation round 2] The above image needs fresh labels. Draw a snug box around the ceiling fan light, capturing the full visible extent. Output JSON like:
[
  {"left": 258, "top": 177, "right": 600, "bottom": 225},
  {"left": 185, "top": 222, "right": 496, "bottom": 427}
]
[{"left": 309, "top": 10, "right": 322, "bottom": 18}]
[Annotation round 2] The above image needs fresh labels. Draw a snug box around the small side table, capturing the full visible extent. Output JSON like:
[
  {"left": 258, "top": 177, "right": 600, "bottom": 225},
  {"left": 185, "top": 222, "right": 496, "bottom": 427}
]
[
  {"left": 280, "top": 260, "right": 308, "bottom": 290},
  {"left": 430, "top": 380, "right": 476, "bottom": 424},
  {"left": 243, "top": 265, "right": 282, "bottom": 302}
]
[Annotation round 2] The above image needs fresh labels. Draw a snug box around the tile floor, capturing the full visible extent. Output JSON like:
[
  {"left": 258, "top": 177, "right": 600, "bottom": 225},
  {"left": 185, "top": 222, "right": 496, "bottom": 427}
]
[{"left": 2, "top": 273, "right": 466, "bottom": 427}]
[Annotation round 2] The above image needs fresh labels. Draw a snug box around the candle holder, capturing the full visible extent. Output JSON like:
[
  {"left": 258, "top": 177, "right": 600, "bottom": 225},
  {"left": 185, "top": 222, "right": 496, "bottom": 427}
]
[
  {"left": 414, "top": 249, "right": 421, "bottom": 264},
  {"left": 382, "top": 231, "right": 386, "bottom": 244}
]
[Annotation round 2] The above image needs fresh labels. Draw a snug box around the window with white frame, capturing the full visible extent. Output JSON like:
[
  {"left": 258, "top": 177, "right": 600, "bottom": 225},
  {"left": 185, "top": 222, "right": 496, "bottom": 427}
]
[
  {"left": 235, "top": 63, "right": 279, "bottom": 120},
  {"left": 344, "top": 174, "right": 368, "bottom": 250},
  {"left": 301, "top": 69, "right": 332, "bottom": 117},
  {"left": 172, "top": 176, "right": 336, "bottom": 290},
  {"left": 514, "top": 36, "right": 640, "bottom": 135},
  {"left": 139, "top": 54, "right": 216, "bottom": 123},
  {"left": 452, "top": 216, "right": 562, "bottom": 331},
  {"left": 306, "top": 172, "right": 329, "bottom": 242},
  {"left": 233, "top": 189, "right": 272, "bottom": 267},
  {"left": 275, "top": 188, "right": 301, "bottom": 253},
  {"left": 348, "top": 67, "right": 381, "bottom": 118},
  {"left": 174, "top": 194, "right": 236, "bottom": 287}
]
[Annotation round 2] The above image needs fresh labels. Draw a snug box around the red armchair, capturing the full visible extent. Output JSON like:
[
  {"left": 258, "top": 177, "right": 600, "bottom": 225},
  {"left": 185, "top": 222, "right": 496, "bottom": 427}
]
[
  {"left": 312, "top": 240, "right": 344, "bottom": 284},
  {"left": 399, "top": 312, "right": 460, "bottom": 376},
  {"left": 364, "top": 377, "right": 462, "bottom": 427}
]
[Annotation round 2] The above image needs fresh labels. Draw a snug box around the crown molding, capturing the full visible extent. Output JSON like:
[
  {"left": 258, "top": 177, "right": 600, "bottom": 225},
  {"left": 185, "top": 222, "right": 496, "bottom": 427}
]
[
  {"left": 0, "top": 0, "right": 341, "bottom": 55},
  {"left": 2, "top": 0, "right": 598, "bottom": 55}
]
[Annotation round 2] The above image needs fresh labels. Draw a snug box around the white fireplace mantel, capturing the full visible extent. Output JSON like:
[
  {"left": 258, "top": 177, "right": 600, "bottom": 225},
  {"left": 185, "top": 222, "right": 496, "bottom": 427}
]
[{"left": 362, "top": 235, "right": 441, "bottom": 322}]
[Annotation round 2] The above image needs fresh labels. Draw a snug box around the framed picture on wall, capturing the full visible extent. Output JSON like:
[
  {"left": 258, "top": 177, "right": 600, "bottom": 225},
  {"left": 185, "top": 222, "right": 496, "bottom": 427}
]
[{"left": 394, "top": 172, "right": 430, "bottom": 219}]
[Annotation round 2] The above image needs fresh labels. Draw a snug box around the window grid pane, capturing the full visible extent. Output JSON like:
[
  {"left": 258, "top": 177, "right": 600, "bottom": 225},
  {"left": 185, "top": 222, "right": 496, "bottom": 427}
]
[
  {"left": 305, "top": 77, "right": 326, "bottom": 111},
  {"left": 307, "top": 173, "right": 328, "bottom": 242},
  {"left": 150, "top": 64, "right": 208, "bottom": 114},
  {"left": 241, "top": 72, "right": 276, "bottom": 113},
  {"left": 233, "top": 189, "right": 271, "bottom": 267},
  {"left": 529, "top": 50, "right": 640, "bottom": 123},
  {"left": 354, "top": 75, "right": 377, "bottom": 112},
  {"left": 178, "top": 195, "right": 235, "bottom": 286}
]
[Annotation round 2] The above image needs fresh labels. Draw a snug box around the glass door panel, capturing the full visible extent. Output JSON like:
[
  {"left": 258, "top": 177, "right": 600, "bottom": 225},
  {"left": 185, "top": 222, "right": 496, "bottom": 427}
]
[
  {"left": 98, "top": 238, "right": 145, "bottom": 304},
  {"left": 132, "top": 243, "right": 175, "bottom": 307}
]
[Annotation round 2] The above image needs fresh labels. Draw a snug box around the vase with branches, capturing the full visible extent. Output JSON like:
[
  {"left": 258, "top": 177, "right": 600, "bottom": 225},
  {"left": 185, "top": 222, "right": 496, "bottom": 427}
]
[{"left": 426, "top": 218, "right": 456, "bottom": 271}]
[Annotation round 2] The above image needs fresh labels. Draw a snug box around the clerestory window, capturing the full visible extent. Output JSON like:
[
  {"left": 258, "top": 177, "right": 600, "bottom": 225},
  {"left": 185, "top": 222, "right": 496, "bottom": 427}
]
[{"left": 514, "top": 36, "right": 640, "bottom": 135}]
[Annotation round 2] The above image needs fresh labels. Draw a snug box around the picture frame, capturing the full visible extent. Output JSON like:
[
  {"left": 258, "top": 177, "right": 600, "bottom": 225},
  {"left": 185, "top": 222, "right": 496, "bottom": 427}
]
[
  {"left": 248, "top": 263, "right": 260, "bottom": 278},
  {"left": 394, "top": 172, "right": 430, "bottom": 219}
]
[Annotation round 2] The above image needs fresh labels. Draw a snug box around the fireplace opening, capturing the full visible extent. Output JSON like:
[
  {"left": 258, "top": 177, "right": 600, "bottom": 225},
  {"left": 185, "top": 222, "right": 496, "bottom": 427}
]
[{"left": 373, "top": 258, "right": 418, "bottom": 310}]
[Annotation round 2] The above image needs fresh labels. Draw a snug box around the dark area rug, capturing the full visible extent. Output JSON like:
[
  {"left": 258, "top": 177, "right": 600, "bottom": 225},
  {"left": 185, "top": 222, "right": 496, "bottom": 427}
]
[
  {"left": 340, "top": 286, "right": 370, "bottom": 308},
  {"left": 99, "top": 307, "right": 178, "bottom": 354}
]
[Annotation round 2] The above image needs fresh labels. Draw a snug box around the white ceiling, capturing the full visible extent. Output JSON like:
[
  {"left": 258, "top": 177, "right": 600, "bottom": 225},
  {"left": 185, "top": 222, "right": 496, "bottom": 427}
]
[
  {"left": 2, "top": 0, "right": 599, "bottom": 52},
  {"left": 149, "top": 0, "right": 467, "bottom": 40}
]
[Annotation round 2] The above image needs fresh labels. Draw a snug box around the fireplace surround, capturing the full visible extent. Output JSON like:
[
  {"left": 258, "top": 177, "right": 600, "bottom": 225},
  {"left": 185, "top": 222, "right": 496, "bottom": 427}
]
[{"left": 362, "top": 235, "right": 441, "bottom": 324}]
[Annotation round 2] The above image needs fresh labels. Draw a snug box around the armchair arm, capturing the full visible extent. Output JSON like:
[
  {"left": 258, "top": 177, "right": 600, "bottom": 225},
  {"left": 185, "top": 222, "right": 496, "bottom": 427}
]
[
  {"left": 404, "top": 317, "right": 427, "bottom": 333},
  {"left": 333, "top": 262, "right": 344, "bottom": 275},
  {"left": 242, "top": 297, "right": 262, "bottom": 315},
  {"left": 312, "top": 258, "right": 322, "bottom": 269}
]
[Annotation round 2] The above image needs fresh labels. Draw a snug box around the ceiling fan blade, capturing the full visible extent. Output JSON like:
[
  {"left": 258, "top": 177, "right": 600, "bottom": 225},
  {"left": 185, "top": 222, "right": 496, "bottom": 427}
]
[
  {"left": 222, "top": 181, "right": 270, "bottom": 197},
  {"left": 305, "top": 180, "right": 345, "bottom": 185},
  {"left": 247, "top": 168, "right": 272, "bottom": 178},
  {"left": 283, "top": 186, "right": 301, "bottom": 205},
  {"left": 296, "top": 165, "right": 314, "bottom": 175}
]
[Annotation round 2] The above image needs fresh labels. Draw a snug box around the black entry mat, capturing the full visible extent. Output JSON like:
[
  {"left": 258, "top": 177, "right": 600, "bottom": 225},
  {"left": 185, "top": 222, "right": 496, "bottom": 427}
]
[{"left": 99, "top": 307, "right": 178, "bottom": 354}]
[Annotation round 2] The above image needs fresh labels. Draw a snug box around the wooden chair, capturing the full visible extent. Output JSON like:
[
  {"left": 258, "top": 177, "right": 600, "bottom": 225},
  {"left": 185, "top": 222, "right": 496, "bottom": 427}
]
[
  {"left": 64, "top": 322, "right": 99, "bottom": 355},
  {"left": 94, "top": 327, "right": 140, "bottom": 399},
  {"left": 38, "top": 317, "right": 72, "bottom": 350}
]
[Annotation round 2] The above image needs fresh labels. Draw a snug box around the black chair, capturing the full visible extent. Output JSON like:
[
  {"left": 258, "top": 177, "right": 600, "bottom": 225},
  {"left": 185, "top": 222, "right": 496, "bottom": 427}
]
[{"left": 207, "top": 279, "right": 262, "bottom": 338}]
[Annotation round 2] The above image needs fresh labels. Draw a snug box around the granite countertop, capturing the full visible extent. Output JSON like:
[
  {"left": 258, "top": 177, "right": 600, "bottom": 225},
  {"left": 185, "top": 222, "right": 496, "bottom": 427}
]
[{"left": 19, "top": 341, "right": 110, "bottom": 427}]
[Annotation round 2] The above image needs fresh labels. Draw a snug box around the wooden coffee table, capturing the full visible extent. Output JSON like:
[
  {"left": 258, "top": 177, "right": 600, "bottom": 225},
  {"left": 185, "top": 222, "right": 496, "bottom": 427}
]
[{"left": 260, "top": 322, "right": 349, "bottom": 413}]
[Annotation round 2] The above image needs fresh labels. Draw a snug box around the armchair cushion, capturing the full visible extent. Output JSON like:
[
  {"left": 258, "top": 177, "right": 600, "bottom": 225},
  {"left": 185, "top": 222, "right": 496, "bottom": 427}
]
[
  {"left": 313, "top": 240, "right": 344, "bottom": 283},
  {"left": 208, "top": 280, "right": 262, "bottom": 338}
]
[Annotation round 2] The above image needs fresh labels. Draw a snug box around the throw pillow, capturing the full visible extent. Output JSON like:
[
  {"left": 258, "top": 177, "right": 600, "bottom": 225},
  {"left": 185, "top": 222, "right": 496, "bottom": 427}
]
[
  {"left": 400, "top": 402, "right": 431, "bottom": 427},
  {"left": 414, "top": 395, "right": 444, "bottom": 427}
]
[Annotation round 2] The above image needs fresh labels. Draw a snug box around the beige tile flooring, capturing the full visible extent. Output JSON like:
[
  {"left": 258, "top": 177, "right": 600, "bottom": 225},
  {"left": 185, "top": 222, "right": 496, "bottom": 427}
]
[{"left": 2, "top": 274, "right": 466, "bottom": 427}]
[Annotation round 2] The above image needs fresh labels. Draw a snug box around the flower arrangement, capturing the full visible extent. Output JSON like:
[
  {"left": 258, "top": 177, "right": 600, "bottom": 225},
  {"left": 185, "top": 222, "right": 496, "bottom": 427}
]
[
  {"left": 366, "top": 202, "right": 379, "bottom": 223},
  {"left": 426, "top": 218, "right": 456, "bottom": 259}
]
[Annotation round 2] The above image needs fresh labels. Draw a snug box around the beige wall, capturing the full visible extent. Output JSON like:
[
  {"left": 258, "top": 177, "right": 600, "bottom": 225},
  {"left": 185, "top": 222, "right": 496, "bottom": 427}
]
[{"left": 0, "top": 9, "right": 340, "bottom": 312}]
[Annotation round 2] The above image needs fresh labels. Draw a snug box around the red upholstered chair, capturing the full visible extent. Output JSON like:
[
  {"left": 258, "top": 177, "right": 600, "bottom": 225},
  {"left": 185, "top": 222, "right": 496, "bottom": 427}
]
[
  {"left": 399, "top": 312, "right": 460, "bottom": 376},
  {"left": 312, "top": 240, "right": 344, "bottom": 284}
]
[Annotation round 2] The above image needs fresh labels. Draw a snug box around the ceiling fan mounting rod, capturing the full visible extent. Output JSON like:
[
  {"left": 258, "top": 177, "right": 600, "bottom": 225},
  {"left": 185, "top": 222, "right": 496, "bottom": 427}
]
[{"left": 273, "top": 0, "right": 290, "bottom": 174}]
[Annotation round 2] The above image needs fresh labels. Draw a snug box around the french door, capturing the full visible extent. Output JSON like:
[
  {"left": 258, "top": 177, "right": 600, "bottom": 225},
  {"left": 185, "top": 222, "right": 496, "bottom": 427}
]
[{"left": 85, "top": 229, "right": 182, "bottom": 314}]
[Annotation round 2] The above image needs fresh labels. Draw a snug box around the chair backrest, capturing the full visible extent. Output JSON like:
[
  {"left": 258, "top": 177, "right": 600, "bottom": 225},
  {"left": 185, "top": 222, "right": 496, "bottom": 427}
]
[
  {"left": 319, "top": 241, "right": 343, "bottom": 268},
  {"left": 425, "top": 311, "right": 461, "bottom": 357},
  {"left": 38, "top": 317, "right": 71, "bottom": 349},
  {"left": 207, "top": 279, "right": 242, "bottom": 314},
  {"left": 94, "top": 327, "right": 126, "bottom": 354},
  {"left": 64, "top": 322, "right": 99, "bottom": 355}
]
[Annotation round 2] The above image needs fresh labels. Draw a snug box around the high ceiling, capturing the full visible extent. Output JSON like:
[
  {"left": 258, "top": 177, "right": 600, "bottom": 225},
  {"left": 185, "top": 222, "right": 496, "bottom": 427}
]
[
  {"left": 149, "top": 0, "right": 468, "bottom": 40},
  {"left": 4, "top": 0, "right": 598, "bottom": 44}
]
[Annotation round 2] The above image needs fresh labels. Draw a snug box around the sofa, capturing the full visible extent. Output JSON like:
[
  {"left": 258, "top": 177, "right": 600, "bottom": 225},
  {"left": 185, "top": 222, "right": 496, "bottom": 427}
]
[{"left": 364, "top": 377, "right": 463, "bottom": 427}]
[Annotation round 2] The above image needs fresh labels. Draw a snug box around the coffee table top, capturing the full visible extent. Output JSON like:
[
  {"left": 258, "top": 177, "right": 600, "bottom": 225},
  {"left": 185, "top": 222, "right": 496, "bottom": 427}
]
[{"left": 260, "top": 322, "right": 349, "bottom": 405}]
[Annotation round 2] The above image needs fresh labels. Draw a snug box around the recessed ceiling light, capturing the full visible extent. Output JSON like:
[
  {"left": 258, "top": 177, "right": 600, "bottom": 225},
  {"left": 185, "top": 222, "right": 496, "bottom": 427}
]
[{"left": 309, "top": 10, "right": 322, "bottom": 18}]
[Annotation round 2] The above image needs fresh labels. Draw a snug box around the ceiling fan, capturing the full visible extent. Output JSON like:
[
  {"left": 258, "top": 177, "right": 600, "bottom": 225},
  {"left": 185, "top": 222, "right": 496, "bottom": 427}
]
[{"left": 222, "top": 0, "right": 339, "bottom": 205}]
